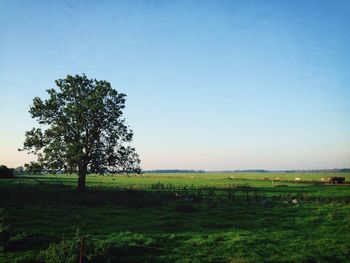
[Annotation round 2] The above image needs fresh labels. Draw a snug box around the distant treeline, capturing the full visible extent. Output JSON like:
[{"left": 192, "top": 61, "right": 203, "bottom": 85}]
[
  {"left": 210, "top": 168, "right": 350, "bottom": 173},
  {"left": 146, "top": 168, "right": 350, "bottom": 174},
  {"left": 2, "top": 166, "right": 349, "bottom": 176},
  {"left": 145, "top": 170, "right": 206, "bottom": 174},
  {"left": 0, "top": 165, "right": 15, "bottom": 178},
  {"left": 215, "top": 170, "right": 268, "bottom": 173},
  {"left": 282, "top": 168, "right": 350, "bottom": 173}
]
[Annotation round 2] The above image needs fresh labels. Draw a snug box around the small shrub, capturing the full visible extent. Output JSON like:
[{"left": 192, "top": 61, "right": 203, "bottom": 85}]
[
  {"left": 0, "top": 165, "right": 14, "bottom": 178},
  {"left": 39, "top": 238, "right": 79, "bottom": 263},
  {"left": 39, "top": 230, "right": 81, "bottom": 263}
]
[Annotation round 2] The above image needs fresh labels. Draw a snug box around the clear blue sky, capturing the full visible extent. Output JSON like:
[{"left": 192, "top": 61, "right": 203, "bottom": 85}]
[{"left": 1, "top": 0, "right": 349, "bottom": 170}]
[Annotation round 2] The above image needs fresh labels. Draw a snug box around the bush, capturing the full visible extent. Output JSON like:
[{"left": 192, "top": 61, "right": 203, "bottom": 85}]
[
  {"left": 14, "top": 166, "right": 24, "bottom": 175},
  {"left": 0, "top": 165, "right": 14, "bottom": 178},
  {"left": 39, "top": 238, "right": 79, "bottom": 263}
]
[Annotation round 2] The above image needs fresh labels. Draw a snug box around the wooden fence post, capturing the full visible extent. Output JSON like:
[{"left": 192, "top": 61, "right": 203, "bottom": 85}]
[{"left": 79, "top": 235, "right": 84, "bottom": 263}]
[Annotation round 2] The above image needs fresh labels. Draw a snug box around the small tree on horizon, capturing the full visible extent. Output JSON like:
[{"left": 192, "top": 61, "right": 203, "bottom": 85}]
[
  {"left": 24, "top": 162, "right": 43, "bottom": 175},
  {"left": 0, "top": 165, "right": 14, "bottom": 179},
  {"left": 20, "top": 74, "right": 141, "bottom": 190}
]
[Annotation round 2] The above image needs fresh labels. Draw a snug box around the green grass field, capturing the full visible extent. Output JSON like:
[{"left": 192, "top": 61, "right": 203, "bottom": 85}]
[{"left": 1, "top": 173, "right": 350, "bottom": 262}]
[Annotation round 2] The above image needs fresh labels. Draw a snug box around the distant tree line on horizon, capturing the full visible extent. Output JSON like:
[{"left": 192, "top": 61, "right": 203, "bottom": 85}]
[
  {"left": 148, "top": 169, "right": 345, "bottom": 174},
  {"left": 146, "top": 169, "right": 206, "bottom": 174},
  {"left": 144, "top": 168, "right": 350, "bottom": 173},
  {"left": 1, "top": 165, "right": 349, "bottom": 178},
  {"left": 0, "top": 165, "right": 15, "bottom": 178}
]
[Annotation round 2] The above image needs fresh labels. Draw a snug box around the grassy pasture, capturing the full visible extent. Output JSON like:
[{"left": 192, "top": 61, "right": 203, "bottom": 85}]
[{"left": 1, "top": 172, "right": 350, "bottom": 262}]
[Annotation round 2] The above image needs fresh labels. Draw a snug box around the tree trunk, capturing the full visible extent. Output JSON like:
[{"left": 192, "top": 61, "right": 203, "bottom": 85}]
[{"left": 77, "top": 167, "right": 87, "bottom": 191}]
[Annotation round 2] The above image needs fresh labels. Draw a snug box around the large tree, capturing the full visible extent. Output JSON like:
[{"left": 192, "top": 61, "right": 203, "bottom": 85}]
[{"left": 20, "top": 74, "right": 141, "bottom": 190}]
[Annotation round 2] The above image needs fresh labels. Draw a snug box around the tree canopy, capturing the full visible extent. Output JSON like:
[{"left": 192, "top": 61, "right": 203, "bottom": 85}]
[
  {"left": 20, "top": 74, "right": 141, "bottom": 190},
  {"left": 0, "top": 165, "right": 14, "bottom": 179}
]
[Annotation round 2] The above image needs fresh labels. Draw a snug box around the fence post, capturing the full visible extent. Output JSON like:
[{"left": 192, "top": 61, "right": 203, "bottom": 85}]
[{"left": 79, "top": 235, "right": 84, "bottom": 263}]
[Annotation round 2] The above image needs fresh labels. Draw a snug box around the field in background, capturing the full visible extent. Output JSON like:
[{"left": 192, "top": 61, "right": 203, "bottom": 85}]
[
  {"left": 1, "top": 172, "right": 350, "bottom": 262},
  {"left": 4, "top": 171, "right": 350, "bottom": 188}
]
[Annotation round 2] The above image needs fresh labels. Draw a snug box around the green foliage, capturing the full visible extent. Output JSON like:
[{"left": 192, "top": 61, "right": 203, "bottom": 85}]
[
  {"left": 40, "top": 238, "right": 79, "bottom": 263},
  {"left": 14, "top": 167, "right": 24, "bottom": 176},
  {"left": 20, "top": 74, "right": 141, "bottom": 190},
  {"left": 24, "top": 162, "right": 43, "bottom": 175}
]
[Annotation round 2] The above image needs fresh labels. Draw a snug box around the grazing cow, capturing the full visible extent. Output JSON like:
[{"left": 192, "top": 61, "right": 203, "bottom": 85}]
[
  {"left": 324, "top": 177, "right": 345, "bottom": 184},
  {"left": 330, "top": 177, "right": 345, "bottom": 184}
]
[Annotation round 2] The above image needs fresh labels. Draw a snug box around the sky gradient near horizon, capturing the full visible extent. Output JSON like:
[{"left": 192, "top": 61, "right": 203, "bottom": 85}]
[{"left": 1, "top": 0, "right": 350, "bottom": 170}]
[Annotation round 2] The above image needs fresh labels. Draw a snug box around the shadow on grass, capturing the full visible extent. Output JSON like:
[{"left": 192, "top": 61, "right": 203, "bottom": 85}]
[{"left": 1, "top": 183, "right": 350, "bottom": 262}]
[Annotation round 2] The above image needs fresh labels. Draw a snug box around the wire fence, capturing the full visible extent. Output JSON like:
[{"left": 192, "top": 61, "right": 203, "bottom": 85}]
[
  {"left": 3, "top": 181, "right": 350, "bottom": 204},
  {"left": 0, "top": 234, "right": 212, "bottom": 262}
]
